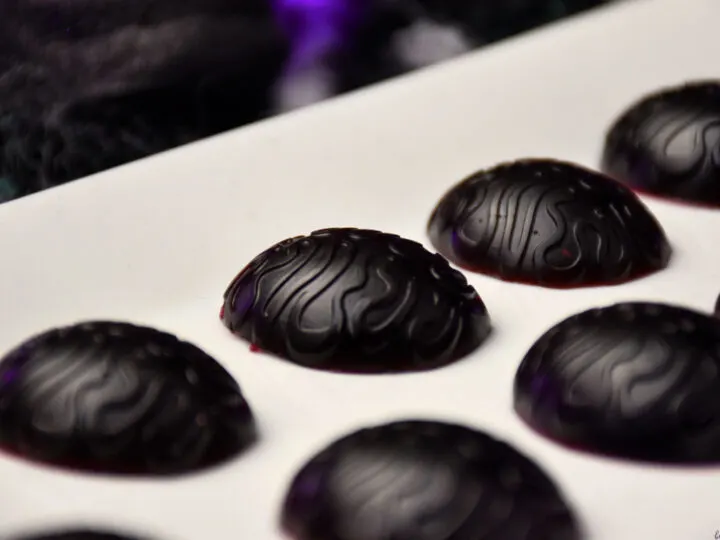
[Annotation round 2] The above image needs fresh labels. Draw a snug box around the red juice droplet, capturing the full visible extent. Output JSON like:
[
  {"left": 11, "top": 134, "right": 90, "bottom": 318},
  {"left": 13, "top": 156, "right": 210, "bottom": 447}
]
[
  {"left": 219, "top": 305, "right": 225, "bottom": 320},
  {"left": 250, "top": 344, "right": 262, "bottom": 353}
]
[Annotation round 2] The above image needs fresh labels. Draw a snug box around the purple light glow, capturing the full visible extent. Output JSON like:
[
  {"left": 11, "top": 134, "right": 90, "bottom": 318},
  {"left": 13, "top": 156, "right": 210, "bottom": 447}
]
[
  {"left": 272, "top": 0, "right": 367, "bottom": 70},
  {"left": 270, "top": 0, "right": 368, "bottom": 111}
]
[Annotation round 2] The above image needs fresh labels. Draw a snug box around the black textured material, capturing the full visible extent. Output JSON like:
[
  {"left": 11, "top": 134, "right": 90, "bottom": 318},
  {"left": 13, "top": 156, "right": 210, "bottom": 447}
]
[
  {"left": 0, "top": 98, "right": 196, "bottom": 196},
  {"left": 602, "top": 81, "right": 720, "bottom": 207},
  {"left": 514, "top": 302, "right": 720, "bottom": 463},
  {"left": 281, "top": 420, "right": 580, "bottom": 540},
  {"left": 0, "top": 321, "right": 256, "bottom": 475},
  {"left": 9, "top": 532, "right": 148, "bottom": 540},
  {"left": 428, "top": 159, "right": 671, "bottom": 288},
  {"left": 221, "top": 228, "right": 491, "bottom": 373},
  {"left": 0, "top": 0, "right": 288, "bottom": 199},
  {"left": 715, "top": 292, "right": 720, "bottom": 317}
]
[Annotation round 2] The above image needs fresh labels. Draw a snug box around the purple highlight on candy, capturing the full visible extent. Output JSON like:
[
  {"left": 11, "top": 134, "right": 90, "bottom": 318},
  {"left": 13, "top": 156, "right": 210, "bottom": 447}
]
[
  {"left": 531, "top": 374, "right": 549, "bottom": 394},
  {"left": 296, "top": 470, "right": 323, "bottom": 498},
  {"left": 529, "top": 374, "right": 561, "bottom": 408},
  {"left": 0, "top": 345, "right": 35, "bottom": 385},
  {"left": 283, "top": 467, "right": 326, "bottom": 525},
  {"left": 1, "top": 368, "right": 18, "bottom": 384}
]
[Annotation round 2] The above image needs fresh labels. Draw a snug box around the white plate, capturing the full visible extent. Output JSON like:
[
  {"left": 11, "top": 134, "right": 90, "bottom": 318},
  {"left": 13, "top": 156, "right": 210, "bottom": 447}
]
[{"left": 1, "top": 0, "right": 719, "bottom": 538}]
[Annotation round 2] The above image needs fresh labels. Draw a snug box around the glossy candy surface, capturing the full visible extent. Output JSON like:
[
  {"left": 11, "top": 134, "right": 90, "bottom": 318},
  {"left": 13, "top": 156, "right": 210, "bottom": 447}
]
[
  {"left": 514, "top": 302, "right": 720, "bottom": 463},
  {"left": 0, "top": 322, "right": 256, "bottom": 475},
  {"left": 281, "top": 419, "right": 580, "bottom": 540},
  {"left": 428, "top": 159, "right": 670, "bottom": 288},
  {"left": 221, "top": 228, "right": 491, "bottom": 373},
  {"left": 601, "top": 81, "right": 720, "bottom": 207}
]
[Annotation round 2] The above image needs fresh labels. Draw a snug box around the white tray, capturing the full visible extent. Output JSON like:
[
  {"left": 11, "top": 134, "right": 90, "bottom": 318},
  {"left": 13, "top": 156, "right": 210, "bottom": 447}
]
[{"left": 1, "top": 0, "right": 719, "bottom": 538}]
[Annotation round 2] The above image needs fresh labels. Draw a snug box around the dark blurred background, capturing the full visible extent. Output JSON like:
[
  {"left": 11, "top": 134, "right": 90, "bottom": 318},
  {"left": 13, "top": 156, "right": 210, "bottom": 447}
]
[{"left": 0, "top": 0, "right": 616, "bottom": 203}]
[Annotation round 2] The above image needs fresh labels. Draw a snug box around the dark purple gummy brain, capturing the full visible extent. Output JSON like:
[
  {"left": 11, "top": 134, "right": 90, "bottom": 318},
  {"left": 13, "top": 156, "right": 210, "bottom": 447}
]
[
  {"left": 221, "top": 228, "right": 491, "bottom": 373},
  {"left": 602, "top": 81, "right": 720, "bottom": 207},
  {"left": 281, "top": 420, "right": 579, "bottom": 540},
  {"left": 9, "top": 532, "right": 150, "bottom": 540},
  {"left": 428, "top": 159, "right": 670, "bottom": 288},
  {"left": 514, "top": 302, "right": 720, "bottom": 463},
  {"left": 0, "top": 322, "right": 256, "bottom": 475}
]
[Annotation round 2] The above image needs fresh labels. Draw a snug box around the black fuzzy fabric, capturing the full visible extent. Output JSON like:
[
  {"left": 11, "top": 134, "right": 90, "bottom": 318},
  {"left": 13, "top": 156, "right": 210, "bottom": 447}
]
[
  {"left": 0, "top": 0, "right": 288, "bottom": 200},
  {"left": 0, "top": 0, "right": 613, "bottom": 203}
]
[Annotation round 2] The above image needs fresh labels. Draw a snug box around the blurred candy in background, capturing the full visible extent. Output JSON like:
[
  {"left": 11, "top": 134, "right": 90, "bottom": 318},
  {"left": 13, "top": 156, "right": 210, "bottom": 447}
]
[{"left": 0, "top": 0, "right": 615, "bottom": 203}]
